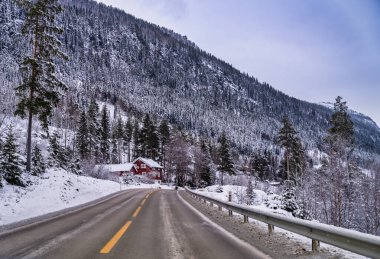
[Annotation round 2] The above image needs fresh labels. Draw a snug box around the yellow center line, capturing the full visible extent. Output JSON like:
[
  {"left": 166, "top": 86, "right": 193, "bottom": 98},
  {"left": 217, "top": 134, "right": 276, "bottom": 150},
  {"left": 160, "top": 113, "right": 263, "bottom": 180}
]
[
  {"left": 100, "top": 221, "right": 132, "bottom": 254},
  {"left": 99, "top": 190, "right": 158, "bottom": 254},
  {"left": 132, "top": 206, "right": 142, "bottom": 218}
]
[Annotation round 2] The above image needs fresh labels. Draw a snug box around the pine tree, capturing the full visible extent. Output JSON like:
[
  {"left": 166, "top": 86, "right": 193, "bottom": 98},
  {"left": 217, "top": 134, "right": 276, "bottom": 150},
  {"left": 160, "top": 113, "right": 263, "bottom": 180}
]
[
  {"left": 15, "top": 0, "right": 67, "bottom": 173},
  {"left": 31, "top": 143, "right": 46, "bottom": 176},
  {"left": 199, "top": 139, "right": 212, "bottom": 186},
  {"left": 159, "top": 119, "right": 170, "bottom": 147},
  {"left": 99, "top": 105, "right": 110, "bottom": 163},
  {"left": 124, "top": 118, "right": 133, "bottom": 162},
  {"left": 323, "top": 96, "right": 355, "bottom": 227},
  {"left": 76, "top": 110, "right": 89, "bottom": 159},
  {"left": 327, "top": 96, "right": 354, "bottom": 146},
  {"left": 159, "top": 119, "right": 170, "bottom": 177},
  {"left": 277, "top": 116, "right": 297, "bottom": 181},
  {"left": 251, "top": 153, "right": 270, "bottom": 180},
  {"left": 111, "top": 129, "right": 118, "bottom": 163},
  {"left": 1, "top": 125, "right": 24, "bottom": 187},
  {"left": 146, "top": 118, "right": 159, "bottom": 160},
  {"left": 115, "top": 117, "right": 124, "bottom": 163},
  {"left": 245, "top": 178, "right": 256, "bottom": 205},
  {"left": 87, "top": 98, "right": 100, "bottom": 159},
  {"left": 69, "top": 158, "right": 82, "bottom": 175},
  {"left": 0, "top": 137, "right": 3, "bottom": 188},
  {"left": 218, "top": 132, "right": 234, "bottom": 185},
  {"left": 140, "top": 114, "right": 151, "bottom": 157},
  {"left": 133, "top": 119, "right": 141, "bottom": 158},
  {"left": 48, "top": 131, "right": 67, "bottom": 168}
]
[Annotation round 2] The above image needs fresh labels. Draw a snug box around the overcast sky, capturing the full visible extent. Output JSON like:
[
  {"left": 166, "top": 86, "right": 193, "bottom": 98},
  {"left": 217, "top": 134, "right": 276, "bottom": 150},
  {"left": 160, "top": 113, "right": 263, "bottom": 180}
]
[{"left": 97, "top": 0, "right": 380, "bottom": 126}]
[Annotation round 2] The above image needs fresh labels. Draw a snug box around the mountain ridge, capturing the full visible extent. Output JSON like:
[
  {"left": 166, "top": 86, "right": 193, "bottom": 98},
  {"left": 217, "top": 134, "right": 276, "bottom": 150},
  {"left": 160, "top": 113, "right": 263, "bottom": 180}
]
[{"left": 0, "top": 0, "right": 379, "bottom": 157}]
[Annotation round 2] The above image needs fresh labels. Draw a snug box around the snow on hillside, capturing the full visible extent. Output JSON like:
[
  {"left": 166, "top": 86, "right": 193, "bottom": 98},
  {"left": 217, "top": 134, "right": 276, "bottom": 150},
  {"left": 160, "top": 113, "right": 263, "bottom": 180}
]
[
  {"left": 0, "top": 168, "right": 120, "bottom": 225},
  {"left": 0, "top": 169, "right": 167, "bottom": 226}
]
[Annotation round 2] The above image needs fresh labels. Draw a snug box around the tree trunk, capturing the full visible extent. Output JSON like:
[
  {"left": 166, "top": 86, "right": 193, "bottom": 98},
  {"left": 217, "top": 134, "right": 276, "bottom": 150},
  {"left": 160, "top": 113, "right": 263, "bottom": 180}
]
[{"left": 26, "top": 103, "right": 33, "bottom": 172}]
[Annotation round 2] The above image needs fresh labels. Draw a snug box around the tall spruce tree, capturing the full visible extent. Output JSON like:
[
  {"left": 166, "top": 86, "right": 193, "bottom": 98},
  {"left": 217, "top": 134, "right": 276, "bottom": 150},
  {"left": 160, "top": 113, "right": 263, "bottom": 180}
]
[
  {"left": 0, "top": 137, "right": 3, "bottom": 188},
  {"left": 245, "top": 178, "right": 256, "bottom": 205},
  {"left": 276, "top": 116, "right": 306, "bottom": 183},
  {"left": 76, "top": 110, "right": 89, "bottom": 159},
  {"left": 323, "top": 96, "right": 355, "bottom": 227},
  {"left": 326, "top": 96, "right": 354, "bottom": 147},
  {"left": 15, "top": 0, "right": 67, "bottom": 173},
  {"left": 277, "top": 116, "right": 296, "bottom": 180},
  {"left": 124, "top": 118, "right": 133, "bottom": 162},
  {"left": 87, "top": 99, "right": 99, "bottom": 159},
  {"left": 31, "top": 143, "right": 46, "bottom": 176},
  {"left": 133, "top": 119, "right": 141, "bottom": 158},
  {"left": 218, "top": 132, "right": 234, "bottom": 185},
  {"left": 140, "top": 114, "right": 151, "bottom": 157},
  {"left": 1, "top": 125, "right": 24, "bottom": 187},
  {"left": 115, "top": 117, "right": 124, "bottom": 163},
  {"left": 48, "top": 131, "right": 67, "bottom": 168},
  {"left": 99, "top": 105, "right": 110, "bottom": 163},
  {"left": 199, "top": 139, "right": 212, "bottom": 186},
  {"left": 146, "top": 118, "right": 159, "bottom": 160},
  {"left": 159, "top": 119, "right": 170, "bottom": 175}
]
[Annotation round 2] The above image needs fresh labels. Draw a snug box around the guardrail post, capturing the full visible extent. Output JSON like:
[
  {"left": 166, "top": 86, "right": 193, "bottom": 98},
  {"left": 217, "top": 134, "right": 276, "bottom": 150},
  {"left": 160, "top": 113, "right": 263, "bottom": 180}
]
[
  {"left": 312, "top": 239, "right": 320, "bottom": 252},
  {"left": 244, "top": 215, "right": 249, "bottom": 223},
  {"left": 228, "top": 191, "right": 233, "bottom": 215},
  {"left": 268, "top": 224, "right": 274, "bottom": 235}
]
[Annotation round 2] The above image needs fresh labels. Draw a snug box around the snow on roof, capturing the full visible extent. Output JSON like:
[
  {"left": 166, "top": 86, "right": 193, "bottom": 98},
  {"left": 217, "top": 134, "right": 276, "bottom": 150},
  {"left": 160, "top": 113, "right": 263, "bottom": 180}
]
[
  {"left": 94, "top": 163, "right": 135, "bottom": 173},
  {"left": 133, "top": 157, "right": 163, "bottom": 169}
]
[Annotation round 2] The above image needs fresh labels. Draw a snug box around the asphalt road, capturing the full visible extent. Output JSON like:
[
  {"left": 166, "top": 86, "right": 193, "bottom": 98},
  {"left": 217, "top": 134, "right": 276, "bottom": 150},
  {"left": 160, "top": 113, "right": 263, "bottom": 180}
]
[{"left": 0, "top": 189, "right": 268, "bottom": 259}]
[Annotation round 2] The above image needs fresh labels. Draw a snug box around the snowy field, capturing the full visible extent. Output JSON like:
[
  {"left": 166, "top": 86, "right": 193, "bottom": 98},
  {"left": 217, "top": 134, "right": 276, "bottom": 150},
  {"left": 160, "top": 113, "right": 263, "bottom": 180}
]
[{"left": 0, "top": 169, "right": 172, "bottom": 226}]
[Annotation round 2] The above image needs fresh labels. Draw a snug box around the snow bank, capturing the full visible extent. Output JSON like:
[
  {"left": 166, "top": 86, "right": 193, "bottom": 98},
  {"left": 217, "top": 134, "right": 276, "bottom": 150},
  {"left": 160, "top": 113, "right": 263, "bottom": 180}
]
[
  {"left": 0, "top": 168, "right": 120, "bottom": 225},
  {"left": 196, "top": 185, "right": 294, "bottom": 218},
  {"left": 0, "top": 169, "right": 172, "bottom": 226}
]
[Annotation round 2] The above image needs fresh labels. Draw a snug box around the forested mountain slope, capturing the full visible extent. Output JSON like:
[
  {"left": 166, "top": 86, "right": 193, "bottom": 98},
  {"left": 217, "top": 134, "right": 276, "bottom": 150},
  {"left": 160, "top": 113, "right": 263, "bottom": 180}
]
[{"left": 1, "top": 0, "right": 379, "bottom": 156}]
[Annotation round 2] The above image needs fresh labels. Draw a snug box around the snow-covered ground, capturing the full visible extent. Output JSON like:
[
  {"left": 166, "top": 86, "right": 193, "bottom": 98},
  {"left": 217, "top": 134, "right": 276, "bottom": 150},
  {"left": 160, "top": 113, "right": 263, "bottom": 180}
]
[
  {"left": 0, "top": 168, "right": 171, "bottom": 226},
  {"left": 196, "top": 184, "right": 293, "bottom": 217},
  {"left": 192, "top": 185, "right": 367, "bottom": 258}
]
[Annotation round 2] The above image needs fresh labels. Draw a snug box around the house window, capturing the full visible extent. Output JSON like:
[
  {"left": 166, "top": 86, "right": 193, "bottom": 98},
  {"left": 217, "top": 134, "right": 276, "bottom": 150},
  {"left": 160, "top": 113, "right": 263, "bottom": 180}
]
[{"left": 141, "top": 164, "right": 146, "bottom": 169}]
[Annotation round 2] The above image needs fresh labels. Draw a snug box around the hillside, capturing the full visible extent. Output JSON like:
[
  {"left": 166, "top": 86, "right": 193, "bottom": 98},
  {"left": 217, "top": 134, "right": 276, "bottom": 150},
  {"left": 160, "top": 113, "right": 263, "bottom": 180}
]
[{"left": 1, "top": 0, "right": 379, "bottom": 157}]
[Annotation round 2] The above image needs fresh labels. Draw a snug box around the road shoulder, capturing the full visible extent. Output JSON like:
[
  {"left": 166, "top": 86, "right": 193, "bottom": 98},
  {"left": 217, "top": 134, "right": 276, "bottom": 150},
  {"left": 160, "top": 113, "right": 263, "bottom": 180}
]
[{"left": 179, "top": 190, "right": 342, "bottom": 259}]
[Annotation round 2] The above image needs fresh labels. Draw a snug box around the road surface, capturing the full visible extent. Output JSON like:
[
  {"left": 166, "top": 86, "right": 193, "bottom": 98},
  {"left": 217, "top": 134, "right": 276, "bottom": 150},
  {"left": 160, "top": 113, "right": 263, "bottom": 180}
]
[{"left": 0, "top": 189, "right": 268, "bottom": 259}]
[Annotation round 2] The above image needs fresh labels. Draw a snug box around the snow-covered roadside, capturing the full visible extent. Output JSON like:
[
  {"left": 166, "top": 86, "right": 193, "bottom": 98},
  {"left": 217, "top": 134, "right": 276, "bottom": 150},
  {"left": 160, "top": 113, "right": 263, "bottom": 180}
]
[
  {"left": 0, "top": 168, "right": 172, "bottom": 226},
  {"left": 195, "top": 185, "right": 293, "bottom": 217},
  {"left": 191, "top": 185, "right": 366, "bottom": 258}
]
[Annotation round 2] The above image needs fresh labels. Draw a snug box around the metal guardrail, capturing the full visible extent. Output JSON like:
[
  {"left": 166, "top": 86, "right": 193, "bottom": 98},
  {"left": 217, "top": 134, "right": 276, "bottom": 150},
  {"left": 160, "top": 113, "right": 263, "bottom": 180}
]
[{"left": 185, "top": 187, "right": 380, "bottom": 258}]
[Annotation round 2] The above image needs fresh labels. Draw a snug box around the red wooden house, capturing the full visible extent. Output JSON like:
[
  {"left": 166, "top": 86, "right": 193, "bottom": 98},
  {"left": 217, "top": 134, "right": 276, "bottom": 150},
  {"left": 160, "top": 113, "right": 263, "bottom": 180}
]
[{"left": 132, "top": 157, "right": 163, "bottom": 181}]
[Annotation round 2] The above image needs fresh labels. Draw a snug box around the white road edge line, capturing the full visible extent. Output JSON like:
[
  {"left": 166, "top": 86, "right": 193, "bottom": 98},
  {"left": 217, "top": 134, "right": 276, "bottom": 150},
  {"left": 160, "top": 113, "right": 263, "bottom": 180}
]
[{"left": 177, "top": 191, "right": 272, "bottom": 259}]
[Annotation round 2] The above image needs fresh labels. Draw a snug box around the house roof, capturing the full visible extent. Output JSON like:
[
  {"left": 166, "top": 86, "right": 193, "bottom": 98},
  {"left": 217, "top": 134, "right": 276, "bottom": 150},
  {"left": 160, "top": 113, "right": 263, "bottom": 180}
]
[
  {"left": 133, "top": 157, "right": 163, "bottom": 169},
  {"left": 94, "top": 163, "right": 135, "bottom": 173}
]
